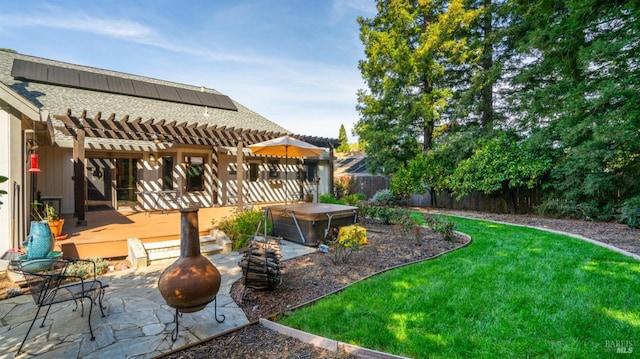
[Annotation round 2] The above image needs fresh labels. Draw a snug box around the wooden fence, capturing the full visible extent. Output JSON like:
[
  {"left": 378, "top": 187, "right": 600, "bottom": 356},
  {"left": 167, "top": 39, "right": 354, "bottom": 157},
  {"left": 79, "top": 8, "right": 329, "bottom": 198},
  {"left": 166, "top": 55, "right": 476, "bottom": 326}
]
[{"left": 345, "top": 174, "right": 542, "bottom": 214}]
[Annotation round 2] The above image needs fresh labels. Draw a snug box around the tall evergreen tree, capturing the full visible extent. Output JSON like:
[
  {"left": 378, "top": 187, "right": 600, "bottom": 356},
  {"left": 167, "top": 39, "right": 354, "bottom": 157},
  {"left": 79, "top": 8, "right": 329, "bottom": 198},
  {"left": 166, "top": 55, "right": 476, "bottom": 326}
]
[
  {"left": 355, "top": 0, "right": 480, "bottom": 174},
  {"left": 504, "top": 0, "right": 640, "bottom": 220},
  {"left": 336, "top": 124, "right": 351, "bottom": 153}
]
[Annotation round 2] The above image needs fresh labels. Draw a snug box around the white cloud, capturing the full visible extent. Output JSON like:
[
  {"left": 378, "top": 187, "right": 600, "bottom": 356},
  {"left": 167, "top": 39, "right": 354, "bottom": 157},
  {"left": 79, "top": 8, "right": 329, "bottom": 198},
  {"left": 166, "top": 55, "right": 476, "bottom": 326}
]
[{"left": 0, "top": 5, "right": 153, "bottom": 39}]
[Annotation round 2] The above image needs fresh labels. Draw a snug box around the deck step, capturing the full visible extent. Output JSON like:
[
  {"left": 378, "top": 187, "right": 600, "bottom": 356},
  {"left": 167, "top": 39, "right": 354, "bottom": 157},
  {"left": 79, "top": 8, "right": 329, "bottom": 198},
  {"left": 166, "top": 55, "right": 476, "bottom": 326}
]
[{"left": 144, "top": 236, "right": 223, "bottom": 265}]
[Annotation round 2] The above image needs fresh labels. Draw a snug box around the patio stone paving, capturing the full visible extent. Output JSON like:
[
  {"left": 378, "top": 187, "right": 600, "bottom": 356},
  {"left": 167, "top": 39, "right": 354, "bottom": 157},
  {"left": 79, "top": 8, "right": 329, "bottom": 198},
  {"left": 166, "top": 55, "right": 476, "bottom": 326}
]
[{"left": 0, "top": 239, "right": 315, "bottom": 359}]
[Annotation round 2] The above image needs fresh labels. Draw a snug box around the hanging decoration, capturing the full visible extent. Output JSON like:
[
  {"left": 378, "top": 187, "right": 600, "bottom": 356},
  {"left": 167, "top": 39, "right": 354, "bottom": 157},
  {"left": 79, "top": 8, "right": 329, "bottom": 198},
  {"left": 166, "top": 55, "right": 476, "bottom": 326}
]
[{"left": 27, "top": 153, "right": 41, "bottom": 173}]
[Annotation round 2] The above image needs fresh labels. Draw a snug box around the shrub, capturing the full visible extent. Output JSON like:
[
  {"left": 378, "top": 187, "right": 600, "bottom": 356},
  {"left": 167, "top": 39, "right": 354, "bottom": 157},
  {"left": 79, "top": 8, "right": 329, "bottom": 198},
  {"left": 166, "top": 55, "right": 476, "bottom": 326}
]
[
  {"left": 334, "top": 176, "right": 359, "bottom": 198},
  {"left": 323, "top": 226, "right": 362, "bottom": 264},
  {"left": 319, "top": 193, "right": 345, "bottom": 205},
  {"left": 396, "top": 212, "right": 422, "bottom": 244},
  {"left": 358, "top": 204, "right": 410, "bottom": 225},
  {"left": 537, "top": 199, "right": 615, "bottom": 222},
  {"left": 424, "top": 216, "right": 457, "bottom": 241},
  {"left": 537, "top": 199, "right": 583, "bottom": 219},
  {"left": 342, "top": 193, "right": 366, "bottom": 206},
  {"left": 65, "top": 257, "right": 109, "bottom": 279},
  {"left": 215, "top": 209, "right": 271, "bottom": 249},
  {"left": 618, "top": 197, "right": 640, "bottom": 228},
  {"left": 370, "top": 189, "right": 394, "bottom": 206}
]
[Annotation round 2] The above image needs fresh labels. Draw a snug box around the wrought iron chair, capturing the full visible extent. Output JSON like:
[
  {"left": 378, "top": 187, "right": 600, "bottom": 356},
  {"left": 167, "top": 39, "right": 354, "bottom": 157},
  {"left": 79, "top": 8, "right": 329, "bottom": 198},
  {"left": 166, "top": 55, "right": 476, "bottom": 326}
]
[{"left": 8, "top": 258, "right": 109, "bottom": 356}]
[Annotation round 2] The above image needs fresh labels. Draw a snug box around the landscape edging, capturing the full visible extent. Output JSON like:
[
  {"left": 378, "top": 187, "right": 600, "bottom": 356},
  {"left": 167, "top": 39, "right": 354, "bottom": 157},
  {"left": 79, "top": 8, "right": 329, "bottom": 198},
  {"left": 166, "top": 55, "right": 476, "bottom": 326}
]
[{"left": 259, "top": 318, "right": 412, "bottom": 359}]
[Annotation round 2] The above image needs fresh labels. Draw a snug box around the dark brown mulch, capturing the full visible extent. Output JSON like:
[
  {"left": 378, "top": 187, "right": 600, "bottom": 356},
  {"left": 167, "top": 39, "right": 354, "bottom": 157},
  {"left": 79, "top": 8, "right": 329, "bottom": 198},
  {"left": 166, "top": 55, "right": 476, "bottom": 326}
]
[{"left": 232, "top": 222, "right": 468, "bottom": 323}]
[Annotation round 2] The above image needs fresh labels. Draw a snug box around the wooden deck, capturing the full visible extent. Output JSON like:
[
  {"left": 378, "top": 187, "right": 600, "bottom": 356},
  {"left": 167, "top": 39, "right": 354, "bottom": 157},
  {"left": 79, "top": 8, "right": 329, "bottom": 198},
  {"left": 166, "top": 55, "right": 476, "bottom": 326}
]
[{"left": 52, "top": 206, "right": 239, "bottom": 259}]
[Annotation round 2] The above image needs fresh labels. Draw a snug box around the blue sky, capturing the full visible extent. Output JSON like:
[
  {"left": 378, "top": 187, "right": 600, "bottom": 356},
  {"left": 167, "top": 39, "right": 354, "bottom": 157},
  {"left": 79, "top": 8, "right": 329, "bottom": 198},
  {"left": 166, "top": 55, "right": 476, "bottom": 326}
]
[{"left": 0, "top": 0, "right": 376, "bottom": 141}]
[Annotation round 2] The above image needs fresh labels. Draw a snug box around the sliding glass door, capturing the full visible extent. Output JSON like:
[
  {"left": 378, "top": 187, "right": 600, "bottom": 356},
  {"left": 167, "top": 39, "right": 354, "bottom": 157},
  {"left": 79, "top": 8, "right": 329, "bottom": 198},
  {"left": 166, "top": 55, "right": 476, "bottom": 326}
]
[{"left": 115, "top": 158, "right": 138, "bottom": 208}]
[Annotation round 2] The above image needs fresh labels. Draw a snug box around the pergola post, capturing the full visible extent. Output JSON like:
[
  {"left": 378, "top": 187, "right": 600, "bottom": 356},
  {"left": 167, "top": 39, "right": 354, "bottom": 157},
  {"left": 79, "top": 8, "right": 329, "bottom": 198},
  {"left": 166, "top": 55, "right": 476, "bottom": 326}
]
[
  {"left": 236, "top": 139, "right": 243, "bottom": 212},
  {"left": 73, "top": 121, "right": 87, "bottom": 226}
]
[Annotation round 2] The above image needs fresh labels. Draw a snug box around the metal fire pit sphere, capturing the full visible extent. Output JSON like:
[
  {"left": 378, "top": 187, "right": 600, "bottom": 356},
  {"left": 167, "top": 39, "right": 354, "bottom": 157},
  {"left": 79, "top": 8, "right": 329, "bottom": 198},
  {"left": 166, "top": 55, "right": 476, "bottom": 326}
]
[{"left": 158, "top": 208, "right": 221, "bottom": 313}]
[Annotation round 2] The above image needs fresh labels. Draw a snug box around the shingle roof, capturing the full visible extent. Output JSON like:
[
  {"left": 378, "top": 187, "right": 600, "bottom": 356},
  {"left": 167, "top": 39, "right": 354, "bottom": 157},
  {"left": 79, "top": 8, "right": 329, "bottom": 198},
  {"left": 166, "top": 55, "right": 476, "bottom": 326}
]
[{"left": 0, "top": 51, "right": 292, "bottom": 148}]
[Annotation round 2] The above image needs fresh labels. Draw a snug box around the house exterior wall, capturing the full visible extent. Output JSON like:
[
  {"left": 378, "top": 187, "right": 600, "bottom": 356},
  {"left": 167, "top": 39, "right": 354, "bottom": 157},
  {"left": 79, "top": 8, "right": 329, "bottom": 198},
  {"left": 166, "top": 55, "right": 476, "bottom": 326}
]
[
  {"left": 37, "top": 147, "right": 74, "bottom": 214},
  {"left": 316, "top": 160, "right": 331, "bottom": 200},
  {"left": 174, "top": 148, "right": 215, "bottom": 208},
  {"left": 0, "top": 109, "right": 12, "bottom": 253},
  {"left": 135, "top": 148, "right": 215, "bottom": 210},
  {"left": 216, "top": 154, "right": 331, "bottom": 206},
  {"left": 0, "top": 109, "right": 27, "bottom": 252}
]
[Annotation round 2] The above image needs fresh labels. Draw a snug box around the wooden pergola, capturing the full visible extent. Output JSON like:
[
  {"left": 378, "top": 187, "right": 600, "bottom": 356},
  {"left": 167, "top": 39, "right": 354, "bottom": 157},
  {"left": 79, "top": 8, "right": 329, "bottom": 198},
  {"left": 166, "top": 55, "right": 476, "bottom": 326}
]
[{"left": 52, "top": 109, "right": 338, "bottom": 224}]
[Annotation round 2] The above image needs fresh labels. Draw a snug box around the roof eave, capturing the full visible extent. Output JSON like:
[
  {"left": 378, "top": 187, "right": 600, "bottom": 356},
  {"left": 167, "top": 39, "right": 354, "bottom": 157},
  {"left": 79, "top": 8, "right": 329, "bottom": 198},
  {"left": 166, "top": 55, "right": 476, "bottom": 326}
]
[{"left": 0, "top": 81, "right": 40, "bottom": 121}]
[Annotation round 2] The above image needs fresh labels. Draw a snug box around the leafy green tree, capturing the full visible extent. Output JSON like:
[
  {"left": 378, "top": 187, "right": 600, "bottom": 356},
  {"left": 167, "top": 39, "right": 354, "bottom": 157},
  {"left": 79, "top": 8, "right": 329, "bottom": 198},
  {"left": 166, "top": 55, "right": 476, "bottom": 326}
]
[
  {"left": 448, "top": 132, "right": 553, "bottom": 213},
  {"left": 391, "top": 124, "right": 483, "bottom": 206},
  {"left": 503, "top": 0, "right": 640, "bottom": 220},
  {"left": 390, "top": 150, "right": 449, "bottom": 205},
  {"left": 336, "top": 124, "right": 351, "bottom": 153},
  {"left": 355, "top": 0, "right": 480, "bottom": 174},
  {"left": 440, "top": 0, "right": 502, "bottom": 131}
]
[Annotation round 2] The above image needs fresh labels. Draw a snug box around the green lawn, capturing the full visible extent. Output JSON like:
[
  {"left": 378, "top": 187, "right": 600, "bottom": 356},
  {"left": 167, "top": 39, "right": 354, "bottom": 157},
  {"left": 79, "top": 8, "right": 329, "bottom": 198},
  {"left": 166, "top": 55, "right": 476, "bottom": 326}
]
[{"left": 279, "top": 216, "right": 640, "bottom": 358}]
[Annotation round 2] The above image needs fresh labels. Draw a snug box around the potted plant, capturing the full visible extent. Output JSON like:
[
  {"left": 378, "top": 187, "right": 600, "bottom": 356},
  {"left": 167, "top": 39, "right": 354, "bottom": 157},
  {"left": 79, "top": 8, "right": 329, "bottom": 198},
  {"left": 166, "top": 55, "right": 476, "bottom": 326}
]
[
  {"left": 304, "top": 190, "right": 314, "bottom": 203},
  {"left": 44, "top": 204, "right": 65, "bottom": 238}
]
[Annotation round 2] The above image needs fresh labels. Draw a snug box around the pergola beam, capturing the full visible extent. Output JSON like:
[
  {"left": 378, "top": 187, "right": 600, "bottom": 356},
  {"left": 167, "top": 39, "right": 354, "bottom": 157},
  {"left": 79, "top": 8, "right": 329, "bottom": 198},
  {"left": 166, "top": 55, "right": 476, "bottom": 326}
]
[{"left": 54, "top": 109, "right": 338, "bottom": 148}]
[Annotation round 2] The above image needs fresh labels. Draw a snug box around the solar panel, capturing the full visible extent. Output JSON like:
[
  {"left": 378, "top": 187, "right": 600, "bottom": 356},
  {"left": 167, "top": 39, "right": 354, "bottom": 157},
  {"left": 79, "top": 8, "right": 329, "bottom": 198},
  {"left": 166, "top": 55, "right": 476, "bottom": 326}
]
[
  {"left": 79, "top": 71, "right": 109, "bottom": 92},
  {"left": 175, "top": 87, "right": 201, "bottom": 105},
  {"left": 197, "top": 92, "right": 220, "bottom": 108},
  {"left": 11, "top": 59, "right": 238, "bottom": 111},
  {"left": 106, "top": 76, "right": 136, "bottom": 96},
  {"left": 132, "top": 80, "right": 159, "bottom": 98},
  {"left": 11, "top": 59, "right": 48, "bottom": 82},
  {"left": 215, "top": 95, "right": 237, "bottom": 111},
  {"left": 155, "top": 84, "right": 181, "bottom": 103},
  {"left": 48, "top": 66, "right": 79, "bottom": 87}
]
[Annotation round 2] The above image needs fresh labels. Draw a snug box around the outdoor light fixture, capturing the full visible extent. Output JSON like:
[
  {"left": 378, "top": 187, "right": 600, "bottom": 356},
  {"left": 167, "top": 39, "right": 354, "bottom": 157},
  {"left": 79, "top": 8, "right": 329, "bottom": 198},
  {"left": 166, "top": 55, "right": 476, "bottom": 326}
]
[
  {"left": 27, "top": 153, "right": 41, "bottom": 173},
  {"left": 149, "top": 153, "right": 156, "bottom": 163}
]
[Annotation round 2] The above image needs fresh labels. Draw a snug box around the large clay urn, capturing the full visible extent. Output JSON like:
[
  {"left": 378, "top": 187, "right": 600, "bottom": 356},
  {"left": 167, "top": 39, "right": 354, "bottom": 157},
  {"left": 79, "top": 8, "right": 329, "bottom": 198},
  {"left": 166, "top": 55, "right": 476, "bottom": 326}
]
[{"left": 158, "top": 208, "right": 221, "bottom": 313}]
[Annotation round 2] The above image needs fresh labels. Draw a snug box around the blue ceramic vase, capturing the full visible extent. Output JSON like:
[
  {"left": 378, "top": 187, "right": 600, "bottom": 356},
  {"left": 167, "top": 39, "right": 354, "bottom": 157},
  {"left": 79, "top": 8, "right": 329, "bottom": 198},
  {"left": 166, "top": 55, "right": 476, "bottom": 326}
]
[{"left": 24, "top": 221, "right": 55, "bottom": 259}]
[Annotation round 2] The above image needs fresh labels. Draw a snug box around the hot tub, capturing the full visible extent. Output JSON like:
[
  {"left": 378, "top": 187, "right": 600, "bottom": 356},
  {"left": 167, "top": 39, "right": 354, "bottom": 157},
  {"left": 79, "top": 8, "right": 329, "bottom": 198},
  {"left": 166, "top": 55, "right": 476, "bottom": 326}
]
[{"left": 268, "top": 203, "right": 359, "bottom": 246}]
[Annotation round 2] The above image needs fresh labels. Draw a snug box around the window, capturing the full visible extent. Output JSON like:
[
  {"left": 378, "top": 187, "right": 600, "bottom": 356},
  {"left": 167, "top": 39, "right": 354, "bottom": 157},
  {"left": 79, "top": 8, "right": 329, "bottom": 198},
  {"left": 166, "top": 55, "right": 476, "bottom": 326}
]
[
  {"left": 249, "top": 163, "right": 259, "bottom": 182},
  {"left": 185, "top": 156, "right": 204, "bottom": 192},
  {"left": 304, "top": 162, "right": 318, "bottom": 181},
  {"left": 162, "top": 156, "right": 174, "bottom": 190},
  {"left": 268, "top": 160, "right": 279, "bottom": 178}
]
